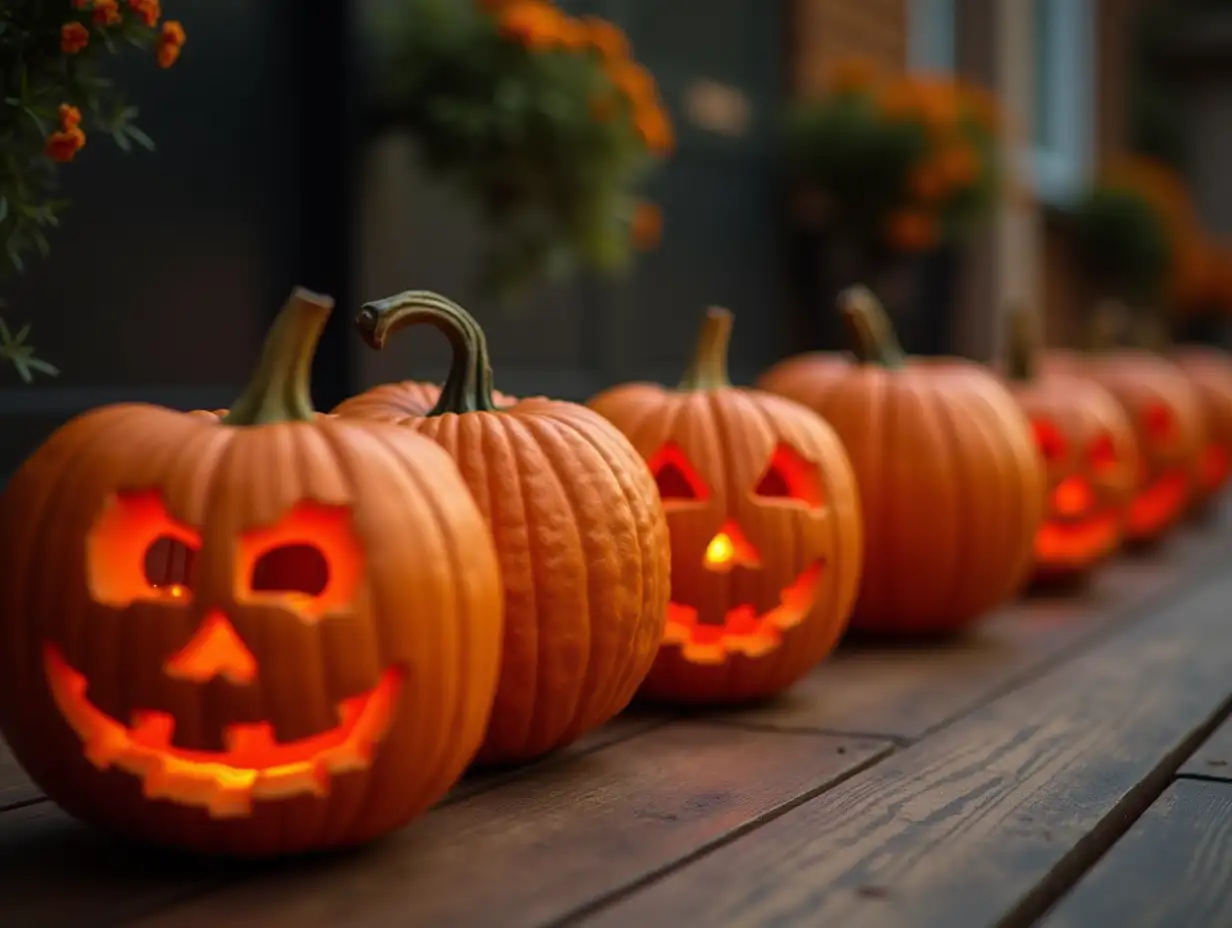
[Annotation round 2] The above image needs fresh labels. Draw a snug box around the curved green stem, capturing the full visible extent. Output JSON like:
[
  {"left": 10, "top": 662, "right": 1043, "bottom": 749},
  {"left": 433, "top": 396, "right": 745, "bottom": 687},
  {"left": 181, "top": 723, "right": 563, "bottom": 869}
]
[
  {"left": 1004, "top": 302, "right": 1040, "bottom": 382},
  {"left": 839, "top": 285, "right": 906, "bottom": 368},
  {"left": 355, "top": 290, "right": 498, "bottom": 414},
  {"left": 222, "top": 288, "right": 333, "bottom": 426},
  {"left": 679, "top": 307, "right": 734, "bottom": 391}
]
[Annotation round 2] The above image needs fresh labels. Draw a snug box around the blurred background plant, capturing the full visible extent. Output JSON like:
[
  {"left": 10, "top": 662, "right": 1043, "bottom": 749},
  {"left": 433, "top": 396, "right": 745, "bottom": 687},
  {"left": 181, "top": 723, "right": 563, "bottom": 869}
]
[
  {"left": 373, "top": 0, "right": 673, "bottom": 302},
  {"left": 785, "top": 55, "right": 1001, "bottom": 263}
]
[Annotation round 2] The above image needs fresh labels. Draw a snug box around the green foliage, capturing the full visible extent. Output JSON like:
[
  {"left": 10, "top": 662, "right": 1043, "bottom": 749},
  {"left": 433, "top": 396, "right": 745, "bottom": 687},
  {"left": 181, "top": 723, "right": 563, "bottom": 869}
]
[
  {"left": 1070, "top": 186, "right": 1171, "bottom": 304},
  {"left": 375, "top": 0, "right": 666, "bottom": 301}
]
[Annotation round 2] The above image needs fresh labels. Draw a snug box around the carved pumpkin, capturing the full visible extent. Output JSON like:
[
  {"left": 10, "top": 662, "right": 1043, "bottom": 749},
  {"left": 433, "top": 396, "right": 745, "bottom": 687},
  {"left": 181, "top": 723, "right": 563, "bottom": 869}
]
[
  {"left": 1002, "top": 307, "right": 1138, "bottom": 580},
  {"left": 587, "top": 308, "right": 862, "bottom": 705},
  {"left": 343, "top": 291, "right": 669, "bottom": 766},
  {"left": 1170, "top": 345, "right": 1232, "bottom": 509},
  {"left": 758, "top": 287, "right": 1044, "bottom": 636},
  {"left": 0, "top": 289, "right": 504, "bottom": 857},
  {"left": 332, "top": 380, "right": 517, "bottom": 420}
]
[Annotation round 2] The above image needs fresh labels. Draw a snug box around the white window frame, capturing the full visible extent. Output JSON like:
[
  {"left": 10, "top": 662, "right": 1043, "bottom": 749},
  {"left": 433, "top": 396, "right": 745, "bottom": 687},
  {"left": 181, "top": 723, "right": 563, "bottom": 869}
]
[
  {"left": 1029, "top": 0, "right": 1096, "bottom": 207},
  {"left": 908, "top": 0, "right": 957, "bottom": 73}
]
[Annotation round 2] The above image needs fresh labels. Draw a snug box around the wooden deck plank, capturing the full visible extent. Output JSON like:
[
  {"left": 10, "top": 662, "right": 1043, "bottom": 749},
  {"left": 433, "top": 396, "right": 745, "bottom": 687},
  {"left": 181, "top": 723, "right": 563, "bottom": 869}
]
[
  {"left": 1177, "top": 717, "right": 1232, "bottom": 782},
  {"left": 711, "top": 521, "right": 1232, "bottom": 741},
  {"left": 121, "top": 725, "right": 890, "bottom": 928},
  {"left": 1037, "top": 780, "right": 1232, "bottom": 928},
  {"left": 577, "top": 571, "right": 1232, "bottom": 928},
  {"left": 0, "top": 736, "right": 40, "bottom": 812}
]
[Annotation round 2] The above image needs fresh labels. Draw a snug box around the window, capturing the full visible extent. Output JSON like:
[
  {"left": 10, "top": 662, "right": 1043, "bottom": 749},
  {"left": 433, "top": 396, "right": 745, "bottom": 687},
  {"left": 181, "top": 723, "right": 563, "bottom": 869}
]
[
  {"left": 908, "top": 0, "right": 956, "bottom": 73},
  {"left": 1030, "top": 0, "right": 1096, "bottom": 206}
]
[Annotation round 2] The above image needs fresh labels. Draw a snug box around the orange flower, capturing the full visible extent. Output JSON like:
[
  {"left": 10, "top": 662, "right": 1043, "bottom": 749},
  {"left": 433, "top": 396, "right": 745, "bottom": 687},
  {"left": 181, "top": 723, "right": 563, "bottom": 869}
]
[
  {"left": 46, "top": 127, "right": 87, "bottom": 163},
  {"left": 938, "top": 143, "right": 978, "bottom": 187},
  {"left": 909, "top": 164, "right": 949, "bottom": 202},
  {"left": 876, "top": 77, "right": 925, "bottom": 121},
  {"left": 497, "top": 1, "right": 567, "bottom": 50},
  {"left": 609, "top": 62, "right": 655, "bottom": 106},
  {"left": 632, "top": 201, "right": 662, "bottom": 250},
  {"left": 581, "top": 16, "right": 629, "bottom": 60},
  {"left": 884, "top": 209, "right": 938, "bottom": 253},
  {"left": 127, "top": 0, "right": 161, "bottom": 28},
  {"left": 824, "top": 55, "right": 880, "bottom": 94},
  {"left": 157, "top": 20, "right": 186, "bottom": 68},
  {"left": 634, "top": 104, "right": 674, "bottom": 156},
  {"left": 93, "top": 0, "right": 122, "bottom": 27},
  {"left": 58, "top": 104, "right": 83, "bottom": 131},
  {"left": 60, "top": 22, "right": 89, "bottom": 54}
]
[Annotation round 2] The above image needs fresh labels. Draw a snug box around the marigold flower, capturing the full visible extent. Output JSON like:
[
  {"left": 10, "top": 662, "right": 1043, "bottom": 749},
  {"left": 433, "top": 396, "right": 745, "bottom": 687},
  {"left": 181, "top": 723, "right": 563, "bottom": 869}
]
[
  {"left": 581, "top": 16, "right": 629, "bottom": 60},
  {"left": 93, "top": 0, "right": 122, "bottom": 27},
  {"left": 127, "top": 0, "right": 161, "bottom": 28},
  {"left": 497, "top": 2, "right": 566, "bottom": 50},
  {"left": 634, "top": 104, "right": 674, "bottom": 157},
  {"left": 46, "top": 127, "right": 87, "bottom": 163},
  {"left": 824, "top": 56, "right": 879, "bottom": 94},
  {"left": 58, "top": 104, "right": 83, "bottom": 131},
  {"left": 884, "top": 209, "right": 938, "bottom": 253},
  {"left": 938, "top": 143, "right": 978, "bottom": 187},
  {"left": 609, "top": 62, "right": 655, "bottom": 105},
  {"left": 61, "top": 22, "right": 90, "bottom": 54},
  {"left": 631, "top": 201, "right": 662, "bottom": 250},
  {"left": 909, "top": 164, "right": 949, "bottom": 202},
  {"left": 157, "top": 20, "right": 186, "bottom": 68}
]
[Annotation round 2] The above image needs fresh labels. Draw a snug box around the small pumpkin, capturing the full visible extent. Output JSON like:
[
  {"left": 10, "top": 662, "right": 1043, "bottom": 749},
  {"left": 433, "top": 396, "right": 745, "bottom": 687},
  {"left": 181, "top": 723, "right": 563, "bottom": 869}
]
[
  {"left": 0, "top": 289, "right": 504, "bottom": 857},
  {"left": 588, "top": 308, "right": 863, "bottom": 705},
  {"left": 343, "top": 290, "right": 669, "bottom": 766},
  {"left": 758, "top": 286, "right": 1044, "bottom": 636},
  {"left": 332, "top": 380, "right": 517, "bottom": 420},
  {"left": 1169, "top": 345, "right": 1232, "bottom": 509},
  {"left": 1002, "top": 306, "right": 1137, "bottom": 581}
]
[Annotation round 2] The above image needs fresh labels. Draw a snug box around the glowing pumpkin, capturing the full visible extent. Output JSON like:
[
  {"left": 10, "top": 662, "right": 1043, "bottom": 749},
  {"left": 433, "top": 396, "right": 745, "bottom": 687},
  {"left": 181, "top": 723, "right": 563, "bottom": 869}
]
[
  {"left": 1170, "top": 345, "right": 1232, "bottom": 510},
  {"left": 758, "top": 286, "right": 1044, "bottom": 636},
  {"left": 344, "top": 290, "right": 669, "bottom": 766},
  {"left": 1002, "top": 307, "right": 1137, "bottom": 580},
  {"left": 588, "top": 307, "right": 863, "bottom": 704},
  {"left": 0, "top": 289, "right": 504, "bottom": 857}
]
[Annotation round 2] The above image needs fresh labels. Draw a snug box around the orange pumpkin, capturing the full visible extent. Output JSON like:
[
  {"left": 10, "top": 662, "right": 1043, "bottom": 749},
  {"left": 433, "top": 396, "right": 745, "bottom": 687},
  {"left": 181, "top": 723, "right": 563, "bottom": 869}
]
[
  {"left": 588, "top": 308, "right": 863, "bottom": 705},
  {"left": 1170, "top": 345, "right": 1232, "bottom": 508},
  {"left": 0, "top": 289, "right": 504, "bottom": 857},
  {"left": 332, "top": 380, "right": 517, "bottom": 420},
  {"left": 343, "top": 290, "right": 669, "bottom": 766},
  {"left": 758, "top": 286, "right": 1044, "bottom": 636},
  {"left": 1002, "top": 307, "right": 1137, "bottom": 581}
]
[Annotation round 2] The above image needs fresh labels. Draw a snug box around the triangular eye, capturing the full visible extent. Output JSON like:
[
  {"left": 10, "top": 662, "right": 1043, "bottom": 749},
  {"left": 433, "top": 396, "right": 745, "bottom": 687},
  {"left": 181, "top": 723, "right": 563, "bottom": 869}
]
[
  {"left": 753, "top": 442, "right": 825, "bottom": 509},
  {"left": 1031, "top": 418, "right": 1067, "bottom": 463},
  {"left": 1088, "top": 432, "right": 1118, "bottom": 473},
  {"left": 647, "top": 442, "right": 710, "bottom": 502},
  {"left": 1142, "top": 401, "right": 1177, "bottom": 444}
]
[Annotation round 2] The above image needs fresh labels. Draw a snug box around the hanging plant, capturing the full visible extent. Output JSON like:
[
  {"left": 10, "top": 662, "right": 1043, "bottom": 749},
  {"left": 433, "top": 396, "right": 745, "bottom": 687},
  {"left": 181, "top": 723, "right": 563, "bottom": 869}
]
[
  {"left": 373, "top": 0, "right": 673, "bottom": 300},
  {"left": 0, "top": 0, "right": 187, "bottom": 380}
]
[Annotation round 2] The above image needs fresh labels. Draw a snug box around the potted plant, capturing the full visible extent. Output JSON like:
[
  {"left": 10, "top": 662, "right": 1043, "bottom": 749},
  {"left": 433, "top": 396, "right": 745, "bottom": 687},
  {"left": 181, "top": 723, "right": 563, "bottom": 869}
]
[{"left": 0, "top": 0, "right": 186, "bottom": 381}]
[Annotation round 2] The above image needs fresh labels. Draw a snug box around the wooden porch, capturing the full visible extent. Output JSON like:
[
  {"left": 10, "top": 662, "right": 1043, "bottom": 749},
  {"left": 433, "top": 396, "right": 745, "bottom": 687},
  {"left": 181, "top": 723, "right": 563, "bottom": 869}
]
[{"left": 3, "top": 509, "right": 1231, "bottom": 928}]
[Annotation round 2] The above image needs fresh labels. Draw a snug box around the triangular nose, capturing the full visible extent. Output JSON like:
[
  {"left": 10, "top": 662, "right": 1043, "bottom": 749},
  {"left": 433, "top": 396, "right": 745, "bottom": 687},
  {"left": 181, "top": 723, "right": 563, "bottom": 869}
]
[
  {"left": 163, "top": 611, "right": 258, "bottom": 685},
  {"left": 703, "top": 520, "right": 762, "bottom": 573}
]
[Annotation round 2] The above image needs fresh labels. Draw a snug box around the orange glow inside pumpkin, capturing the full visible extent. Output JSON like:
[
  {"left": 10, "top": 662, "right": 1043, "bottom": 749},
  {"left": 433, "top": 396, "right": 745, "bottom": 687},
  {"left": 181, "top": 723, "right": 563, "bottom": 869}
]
[
  {"left": 45, "top": 490, "right": 404, "bottom": 819},
  {"left": 703, "top": 521, "right": 762, "bottom": 573},
  {"left": 1143, "top": 402, "right": 1177, "bottom": 444},
  {"left": 664, "top": 561, "right": 825, "bottom": 664},
  {"left": 1051, "top": 476, "right": 1094, "bottom": 517},
  {"left": 752, "top": 442, "right": 826, "bottom": 509},
  {"left": 1201, "top": 444, "right": 1231, "bottom": 492},
  {"left": 1034, "top": 512, "right": 1120, "bottom": 566},
  {"left": 648, "top": 441, "right": 710, "bottom": 503},
  {"left": 1125, "top": 470, "right": 1190, "bottom": 538},
  {"left": 1031, "top": 418, "right": 1067, "bottom": 464},
  {"left": 1088, "top": 433, "right": 1119, "bottom": 475}
]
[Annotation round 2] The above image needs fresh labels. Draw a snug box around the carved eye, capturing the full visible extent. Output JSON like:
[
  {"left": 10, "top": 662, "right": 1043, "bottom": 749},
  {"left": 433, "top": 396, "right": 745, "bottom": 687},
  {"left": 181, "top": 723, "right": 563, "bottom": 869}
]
[
  {"left": 236, "top": 501, "right": 363, "bottom": 622},
  {"left": 1142, "top": 402, "right": 1177, "bottom": 444},
  {"left": 1031, "top": 419, "right": 1067, "bottom": 464},
  {"left": 88, "top": 490, "right": 201, "bottom": 607},
  {"left": 753, "top": 442, "right": 825, "bottom": 509},
  {"left": 646, "top": 442, "right": 710, "bottom": 503},
  {"left": 1087, "top": 432, "right": 1119, "bottom": 475}
]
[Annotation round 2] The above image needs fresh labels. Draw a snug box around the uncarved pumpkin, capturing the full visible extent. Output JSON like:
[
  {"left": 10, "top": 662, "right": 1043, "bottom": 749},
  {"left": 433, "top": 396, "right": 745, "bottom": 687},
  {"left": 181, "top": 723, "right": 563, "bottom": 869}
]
[
  {"left": 332, "top": 380, "right": 517, "bottom": 420},
  {"left": 588, "top": 307, "right": 863, "bottom": 705},
  {"left": 758, "top": 286, "right": 1044, "bottom": 636},
  {"left": 342, "top": 290, "right": 669, "bottom": 766},
  {"left": 1170, "top": 345, "right": 1232, "bottom": 509},
  {"left": 1002, "top": 307, "right": 1137, "bottom": 581},
  {"left": 0, "top": 289, "right": 504, "bottom": 857}
]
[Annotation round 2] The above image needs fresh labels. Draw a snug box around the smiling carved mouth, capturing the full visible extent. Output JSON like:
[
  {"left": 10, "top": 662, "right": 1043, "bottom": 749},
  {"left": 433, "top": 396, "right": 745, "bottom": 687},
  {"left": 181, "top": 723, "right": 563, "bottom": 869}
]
[
  {"left": 1125, "top": 470, "right": 1190, "bottom": 539},
  {"left": 663, "top": 561, "right": 825, "bottom": 664},
  {"left": 1034, "top": 511, "right": 1121, "bottom": 567},
  {"left": 42, "top": 643, "right": 402, "bottom": 819}
]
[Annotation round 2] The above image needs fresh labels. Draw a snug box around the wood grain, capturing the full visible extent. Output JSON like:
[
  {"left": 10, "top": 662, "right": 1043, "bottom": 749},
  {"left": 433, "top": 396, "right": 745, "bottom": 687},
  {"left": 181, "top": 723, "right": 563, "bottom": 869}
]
[
  {"left": 126, "top": 725, "right": 890, "bottom": 928},
  {"left": 0, "top": 736, "right": 41, "bottom": 811},
  {"left": 580, "top": 573, "right": 1232, "bottom": 928},
  {"left": 1178, "top": 717, "right": 1232, "bottom": 782},
  {"left": 1037, "top": 780, "right": 1232, "bottom": 928},
  {"left": 709, "top": 520, "right": 1232, "bottom": 741}
]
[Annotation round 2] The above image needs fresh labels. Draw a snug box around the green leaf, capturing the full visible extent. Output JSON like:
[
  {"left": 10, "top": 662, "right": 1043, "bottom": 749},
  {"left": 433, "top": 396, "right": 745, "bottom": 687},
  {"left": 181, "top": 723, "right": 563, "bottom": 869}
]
[{"left": 126, "top": 125, "right": 155, "bottom": 150}]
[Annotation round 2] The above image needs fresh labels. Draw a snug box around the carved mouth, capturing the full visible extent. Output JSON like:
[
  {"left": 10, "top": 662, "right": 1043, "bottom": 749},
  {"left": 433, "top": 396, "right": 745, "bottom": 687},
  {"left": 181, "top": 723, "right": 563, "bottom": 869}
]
[
  {"left": 1034, "top": 510, "right": 1120, "bottom": 567},
  {"left": 663, "top": 562, "right": 825, "bottom": 665},
  {"left": 1125, "top": 470, "right": 1190, "bottom": 539},
  {"left": 42, "top": 643, "right": 402, "bottom": 820}
]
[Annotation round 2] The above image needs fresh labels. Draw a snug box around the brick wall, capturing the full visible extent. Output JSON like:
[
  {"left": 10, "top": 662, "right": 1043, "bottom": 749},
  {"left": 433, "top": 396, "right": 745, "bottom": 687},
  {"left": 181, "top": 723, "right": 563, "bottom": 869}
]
[{"left": 791, "top": 0, "right": 908, "bottom": 96}]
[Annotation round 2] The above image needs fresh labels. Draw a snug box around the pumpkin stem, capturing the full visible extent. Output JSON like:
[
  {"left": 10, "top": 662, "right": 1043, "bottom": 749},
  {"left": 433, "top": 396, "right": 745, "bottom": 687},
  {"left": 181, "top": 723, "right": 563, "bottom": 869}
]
[
  {"left": 679, "top": 306, "right": 734, "bottom": 391},
  {"left": 1088, "top": 299, "right": 1129, "bottom": 353},
  {"left": 840, "top": 285, "right": 906, "bottom": 368},
  {"left": 1004, "top": 302, "right": 1040, "bottom": 382},
  {"left": 355, "top": 290, "right": 498, "bottom": 414},
  {"left": 221, "top": 287, "right": 333, "bottom": 427}
]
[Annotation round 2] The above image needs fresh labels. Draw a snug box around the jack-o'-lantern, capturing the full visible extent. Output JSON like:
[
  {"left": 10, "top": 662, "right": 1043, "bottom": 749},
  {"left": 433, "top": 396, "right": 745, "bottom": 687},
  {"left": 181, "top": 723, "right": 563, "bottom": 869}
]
[
  {"left": 1170, "top": 345, "right": 1232, "bottom": 510},
  {"left": 588, "top": 307, "right": 863, "bottom": 705},
  {"left": 342, "top": 291, "right": 669, "bottom": 766},
  {"left": 332, "top": 380, "right": 517, "bottom": 420},
  {"left": 0, "top": 289, "right": 504, "bottom": 857},
  {"left": 758, "top": 286, "right": 1044, "bottom": 636},
  {"left": 1002, "top": 306, "right": 1137, "bottom": 581}
]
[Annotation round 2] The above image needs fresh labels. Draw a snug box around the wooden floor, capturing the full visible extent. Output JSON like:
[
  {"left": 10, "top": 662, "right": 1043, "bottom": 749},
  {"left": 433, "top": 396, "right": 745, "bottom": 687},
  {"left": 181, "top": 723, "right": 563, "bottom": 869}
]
[{"left": 4, "top": 509, "right": 1232, "bottom": 928}]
